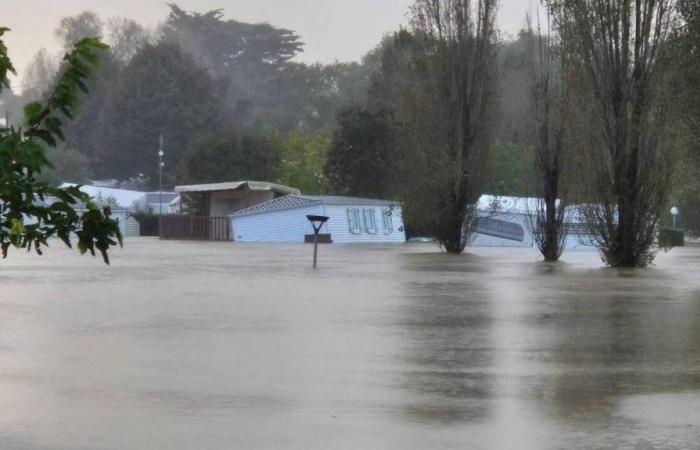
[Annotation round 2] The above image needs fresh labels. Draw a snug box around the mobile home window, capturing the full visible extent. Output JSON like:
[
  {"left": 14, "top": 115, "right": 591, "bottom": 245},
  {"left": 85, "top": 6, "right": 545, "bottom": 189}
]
[
  {"left": 347, "top": 208, "right": 362, "bottom": 234},
  {"left": 363, "top": 209, "right": 378, "bottom": 234},
  {"left": 382, "top": 208, "right": 393, "bottom": 234},
  {"left": 474, "top": 217, "right": 525, "bottom": 242}
]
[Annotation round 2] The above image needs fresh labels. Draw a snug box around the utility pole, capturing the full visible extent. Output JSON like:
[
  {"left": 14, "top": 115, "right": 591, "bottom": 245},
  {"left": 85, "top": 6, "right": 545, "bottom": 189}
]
[{"left": 158, "top": 134, "right": 165, "bottom": 215}]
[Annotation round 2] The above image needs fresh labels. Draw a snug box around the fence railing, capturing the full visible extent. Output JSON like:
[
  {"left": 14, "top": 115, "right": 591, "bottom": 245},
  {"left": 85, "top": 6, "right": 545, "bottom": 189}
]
[{"left": 159, "top": 216, "right": 231, "bottom": 241}]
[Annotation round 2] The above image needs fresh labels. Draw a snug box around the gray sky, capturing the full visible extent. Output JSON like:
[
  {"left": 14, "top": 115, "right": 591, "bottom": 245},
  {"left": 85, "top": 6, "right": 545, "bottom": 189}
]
[{"left": 4, "top": 0, "right": 530, "bottom": 87}]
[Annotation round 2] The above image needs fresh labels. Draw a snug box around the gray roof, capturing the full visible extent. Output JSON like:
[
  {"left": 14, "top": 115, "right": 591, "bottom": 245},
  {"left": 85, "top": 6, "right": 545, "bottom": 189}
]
[
  {"left": 231, "top": 195, "right": 400, "bottom": 218},
  {"left": 175, "top": 180, "right": 300, "bottom": 195},
  {"left": 144, "top": 192, "right": 179, "bottom": 203},
  {"left": 301, "top": 195, "right": 400, "bottom": 206}
]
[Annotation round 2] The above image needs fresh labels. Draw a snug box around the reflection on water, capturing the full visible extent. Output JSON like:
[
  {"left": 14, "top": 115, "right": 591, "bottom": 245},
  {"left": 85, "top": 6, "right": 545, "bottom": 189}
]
[
  {"left": 0, "top": 240, "right": 699, "bottom": 449},
  {"left": 398, "top": 280, "right": 495, "bottom": 423},
  {"left": 397, "top": 247, "right": 700, "bottom": 448}
]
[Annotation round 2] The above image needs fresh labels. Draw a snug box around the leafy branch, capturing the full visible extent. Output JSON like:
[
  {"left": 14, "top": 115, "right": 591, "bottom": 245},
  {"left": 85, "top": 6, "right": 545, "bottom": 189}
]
[{"left": 0, "top": 30, "right": 121, "bottom": 264}]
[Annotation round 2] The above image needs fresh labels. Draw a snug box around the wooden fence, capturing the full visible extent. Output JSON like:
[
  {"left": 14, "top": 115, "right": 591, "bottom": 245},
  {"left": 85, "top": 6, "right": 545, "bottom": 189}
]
[{"left": 159, "top": 216, "right": 231, "bottom": 241}]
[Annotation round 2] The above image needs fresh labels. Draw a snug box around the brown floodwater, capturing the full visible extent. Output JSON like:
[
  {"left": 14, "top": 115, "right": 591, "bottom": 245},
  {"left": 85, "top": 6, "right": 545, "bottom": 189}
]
[{"left": 1, "top": 239, "right": 699, "bottom": 449}]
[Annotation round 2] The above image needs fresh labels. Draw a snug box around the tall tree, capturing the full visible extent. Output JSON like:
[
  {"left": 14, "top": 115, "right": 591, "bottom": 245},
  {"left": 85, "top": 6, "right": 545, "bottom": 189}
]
[
  {"left": 163, "top": 3, "right": 303, "bottom": 125},
  {"left": 180, "top": 130, "right": 278, "bottom": 184},
  {"left": 21, "top": 48, "right": 59, "bottom": 101},
  {"left": 106, "top": 17, "right": 152, "bottom": 64},
  {"left": 527, "top": 10, "right": 570, "bottom": 261},
  {"left": 550, "top": 0, "right": 679, "bottom": 267},
  {"left": 325, "top": 106, "right": 397, "bottom": 199},
  {"left": 403, "top": 0, "right": 499, "bottom": 253},
  {"left": 101, "top": 41, "right": 226, "bottom": 184},
  {"left": 52, "top": 13, "right": 153, "bottom": 180}
]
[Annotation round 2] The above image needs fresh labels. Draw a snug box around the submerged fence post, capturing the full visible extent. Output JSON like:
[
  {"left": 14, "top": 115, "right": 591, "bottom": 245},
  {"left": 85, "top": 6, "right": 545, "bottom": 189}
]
[{"left": 306, "top": 215, "right": 329, "bottom": 268}]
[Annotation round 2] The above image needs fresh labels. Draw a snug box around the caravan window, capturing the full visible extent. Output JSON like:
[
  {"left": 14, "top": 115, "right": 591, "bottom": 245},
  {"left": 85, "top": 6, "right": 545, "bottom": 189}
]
[
  {"left": 474, "top": 217, "right": 525, "bottom": 242},
  {"left": 382, "top": 208, "right": 393, "bottom": 234},
  {"left": 347, "top": 208, "right": 362, "bottom": 234},
  {"left": 363, "top": 209, "right": 378, "bottom": 234}
]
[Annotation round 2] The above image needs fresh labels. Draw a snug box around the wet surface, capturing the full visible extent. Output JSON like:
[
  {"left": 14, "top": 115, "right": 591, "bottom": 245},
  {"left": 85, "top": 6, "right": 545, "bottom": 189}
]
[{"left": 1, "top": 239, "right": 699, "bottom": 449}]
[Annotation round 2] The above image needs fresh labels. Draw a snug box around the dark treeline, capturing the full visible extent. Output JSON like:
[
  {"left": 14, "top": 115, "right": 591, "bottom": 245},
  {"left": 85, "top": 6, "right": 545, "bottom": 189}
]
[
  {"left": 1, "top": 0, "right": 698, "bottom": 266},
  {"left": 4, "top": 5, "right": 369, "bottom": 191},
  {"left": 3, "top": 3, "right": 540, "bottom": 195}
]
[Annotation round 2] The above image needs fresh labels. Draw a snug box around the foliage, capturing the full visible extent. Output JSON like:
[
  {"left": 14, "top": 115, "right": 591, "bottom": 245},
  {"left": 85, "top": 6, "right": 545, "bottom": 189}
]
[
  {"left": 366, "top": 30, "right": 423, "bottom": 116},
  {"left": 181, "top": 130, "right": 278, "bottom": 184},
  {"left": 659, "top": 228, "right": 685, "bottom": 249},
  {"left": 100, "top": 41, "right": 226, "bottom": 183},
  {"left": 106, "top": 17, "right": 151, "bottom": 63},
  {"left": 270, "top": 129, "right": 330, "bottom": 194},
  {"left": 671, "top": 0, "right": 700, "bottom": 235},
  {"left": 0, "top": 29, "right": 121, "bottom": 263},
  {"left": 401, "top": 0, "right": 500, "bottom": 253},
  {"left": 550, "top": 0, "right": 679, "bottom": 267},
  {"left": 525, "top": 10, "right": 569, "bottom": 262},
  {"left": 55, "top": 11, "right": 103, "bottom": 51},
  {"left": 497, "top": 30, "right": 536, "bottom": 146},
  {"left": 263, "top": 62, "right": 373, "bottom": 132},
  {"left": 482, "top": 142, "right": 534, "bottom": 196},
  {"left": 163, "top": 3, "right": 302, "bottom": 126},
  {"left": 21, "top": 48, "right": 59, "bottom": 102},
  {"left": 37, "top": 145, "right": 94, "bottom": 185},
  {"left": 15, "top": 7, "right": 378, "bottom": 189},
  {"left": 325, "top": 106, "right": 397, "bottom": 199}
]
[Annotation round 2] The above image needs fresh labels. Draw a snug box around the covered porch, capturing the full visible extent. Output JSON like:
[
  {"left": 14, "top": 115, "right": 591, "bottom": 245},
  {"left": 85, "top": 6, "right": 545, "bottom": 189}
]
[{"left": 160, "top": 181, "right": 300, "bottom": 241}]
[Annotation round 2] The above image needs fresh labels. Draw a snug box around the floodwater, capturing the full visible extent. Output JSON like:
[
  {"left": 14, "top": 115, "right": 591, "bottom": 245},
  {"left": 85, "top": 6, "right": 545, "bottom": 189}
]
[{"left": 1, "top": 239, "right": 699, "bottom": 449}]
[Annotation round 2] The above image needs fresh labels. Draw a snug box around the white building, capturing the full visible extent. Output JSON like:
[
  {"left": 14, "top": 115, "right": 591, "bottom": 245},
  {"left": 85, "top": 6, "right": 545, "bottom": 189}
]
[
  {"left": 175, "top": 181, "right": 300, "bottom": 216},
  {"left": 230, "top": 195, "right": 406, "bottom": 243},
  {"left": 59, "top": 183, "right": 145, "bottom": 210},
  {"left": 58, "top": 183, "right": 145, "bottom": 237},
  {"left": 472, "top": 195, "right": 595, "bottom": 249},
  {"left": 132, "top": 192, "right": 179, "bottom": 214}
]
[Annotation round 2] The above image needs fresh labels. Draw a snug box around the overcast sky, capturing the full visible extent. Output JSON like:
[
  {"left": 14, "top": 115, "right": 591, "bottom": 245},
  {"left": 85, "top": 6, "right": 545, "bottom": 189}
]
[{"left": 4, "top": 0, "right": 531, "bottom": 87}]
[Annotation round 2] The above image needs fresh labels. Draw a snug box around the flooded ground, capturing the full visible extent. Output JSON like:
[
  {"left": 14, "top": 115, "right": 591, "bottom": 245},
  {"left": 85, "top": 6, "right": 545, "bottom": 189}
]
[{"left": 1, "top": 238, "right": 699, "bottom": 449}]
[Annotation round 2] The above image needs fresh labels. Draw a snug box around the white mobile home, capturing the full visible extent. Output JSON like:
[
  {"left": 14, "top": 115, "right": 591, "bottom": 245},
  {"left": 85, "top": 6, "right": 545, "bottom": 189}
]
[
  {"left": 231, "top": 195, "right": 406, "bottom": 243},
  {"left": 471, "top": 195, "right": 595, "bottom": 250}
]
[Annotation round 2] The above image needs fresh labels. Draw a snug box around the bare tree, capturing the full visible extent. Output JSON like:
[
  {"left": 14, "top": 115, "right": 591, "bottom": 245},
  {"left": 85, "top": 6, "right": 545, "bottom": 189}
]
[
  {"left": 403, "top": 0, "right": 499, "bottom": 253},
  {"left": 527, "top": 8, "right": 569, "bottom": 261},
  {"left": 106, "top": 17, "right": 152, "bottom": 63},
  {"left": 549, "top": 0, "right": 679, "bottom": 267},
  {"left": 55, "top": 11, "right": 103, "bottom": 51},
  {"left": 21, "top": 48, "right": 59, "bottom": 101}
]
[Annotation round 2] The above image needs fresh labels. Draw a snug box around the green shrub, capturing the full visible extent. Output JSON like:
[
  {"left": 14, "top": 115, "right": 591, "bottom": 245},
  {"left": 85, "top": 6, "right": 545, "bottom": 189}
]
[{"left": 659, "top": 228, "right": 685, "bottom": 248}]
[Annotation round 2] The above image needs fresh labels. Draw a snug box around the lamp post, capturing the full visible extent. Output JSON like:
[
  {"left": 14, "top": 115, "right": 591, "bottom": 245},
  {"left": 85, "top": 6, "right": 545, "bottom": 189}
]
[
  {"left": 158, "top": 135, "right": 164, "bottom": 215},
  {"left": 670, "top": 206, "right": 679, "bottom": 229},
  {"left": 307, "top": 215, "right": 329, "bottom": 268}
]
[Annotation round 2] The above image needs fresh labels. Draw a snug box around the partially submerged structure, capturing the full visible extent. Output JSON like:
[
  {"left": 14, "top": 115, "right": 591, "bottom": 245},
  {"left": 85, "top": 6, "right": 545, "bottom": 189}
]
[
  {"left": 174, "top": 181, "right": 300, "bottom": 216},
  {"left": 60, "top": 183, "right": 145, "bottom": 210},
  {"left": 133, "top": 192, "right": 180, "bottom": 215},
  {"left": 231, "top": 195, "right": 406, "bottom": 243},
  {"left": 160, "top": 181, "right": 301, "bottom": 241},
  {"left": 472, "top": 195, "right": 594, "bottom": 249}
]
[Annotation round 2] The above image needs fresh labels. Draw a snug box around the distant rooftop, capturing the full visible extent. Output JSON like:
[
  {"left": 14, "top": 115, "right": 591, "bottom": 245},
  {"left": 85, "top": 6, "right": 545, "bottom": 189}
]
[
  {"left": 175, "top": 181, "right": 300, "bottom": 195},
  {"left": 60, "top": 183, "right": 145, "bottom": 209},
  {"left": 144, "top": 192, "right": 179, "bottom": 203}
]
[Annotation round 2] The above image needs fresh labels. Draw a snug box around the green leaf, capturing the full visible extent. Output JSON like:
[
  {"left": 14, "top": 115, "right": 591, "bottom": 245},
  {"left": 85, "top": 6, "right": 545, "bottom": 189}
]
[
  {"left": 23, "top": 102, "right": 44, "bottom": 126},
  {"left": 0, "top": 34, "right": 119, "bottom": 264},
  {"left": 0, "top": 27, "right": 16, "bottom": 91}
]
